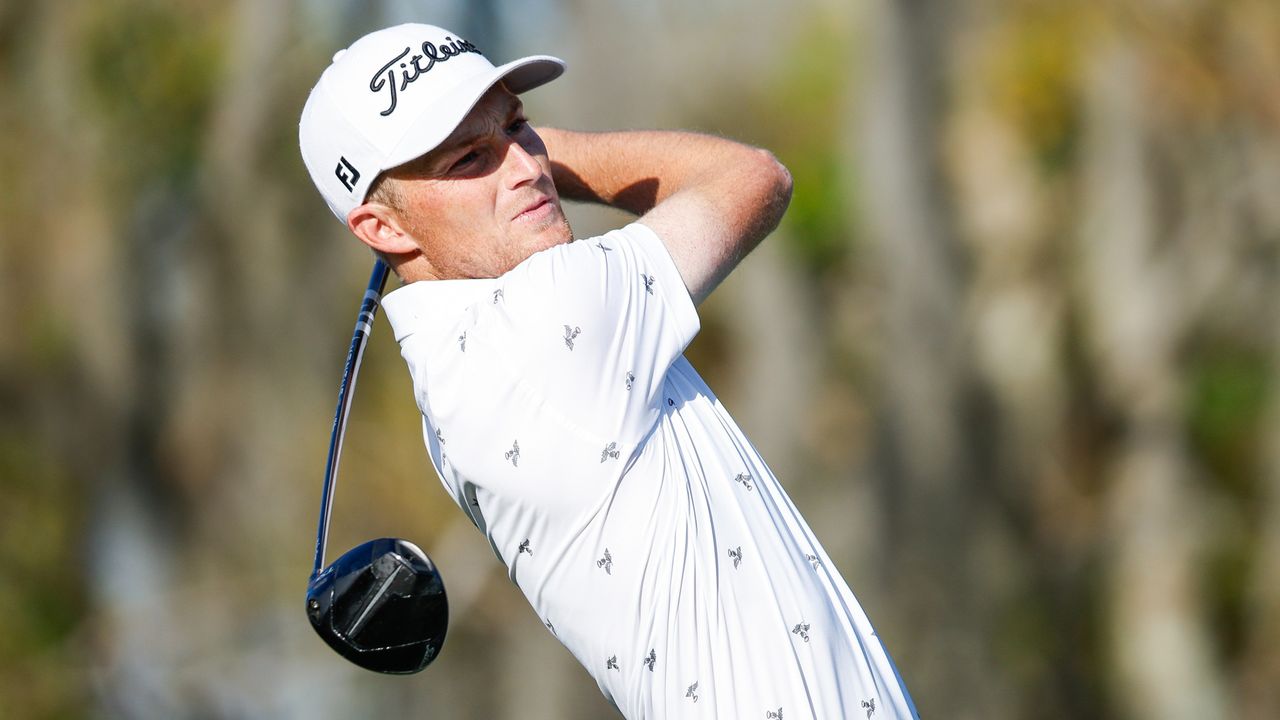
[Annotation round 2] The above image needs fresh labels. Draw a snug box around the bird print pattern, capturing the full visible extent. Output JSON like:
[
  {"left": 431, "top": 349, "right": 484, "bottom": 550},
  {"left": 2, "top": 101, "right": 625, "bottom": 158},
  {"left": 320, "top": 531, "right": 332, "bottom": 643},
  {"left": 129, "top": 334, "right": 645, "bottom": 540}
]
[
  {"left": 563, "top": 325, "right": 581, "bottom": 350},
  {"left": 437, "top": 252, "right": 869, "bottom": 719}
]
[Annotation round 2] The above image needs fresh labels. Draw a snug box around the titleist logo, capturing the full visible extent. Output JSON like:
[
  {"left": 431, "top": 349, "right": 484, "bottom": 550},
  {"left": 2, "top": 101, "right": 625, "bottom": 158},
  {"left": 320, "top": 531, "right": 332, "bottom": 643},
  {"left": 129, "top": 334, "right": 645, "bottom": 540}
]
[{"left": 370, "top": 37, "right": 481, "bottom": 116}]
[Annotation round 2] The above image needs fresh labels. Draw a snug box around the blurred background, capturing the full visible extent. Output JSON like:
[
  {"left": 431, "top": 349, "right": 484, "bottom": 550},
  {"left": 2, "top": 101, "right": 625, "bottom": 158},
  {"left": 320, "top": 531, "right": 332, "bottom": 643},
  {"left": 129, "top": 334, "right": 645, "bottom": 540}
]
[{"left": 2, "top": 0, "right": 1278, "bottom": 718}]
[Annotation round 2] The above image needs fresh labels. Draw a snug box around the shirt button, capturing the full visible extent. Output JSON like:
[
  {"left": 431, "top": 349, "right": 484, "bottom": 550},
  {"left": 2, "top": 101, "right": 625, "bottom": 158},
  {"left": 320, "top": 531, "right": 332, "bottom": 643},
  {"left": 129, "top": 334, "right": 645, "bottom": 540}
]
[{"left": 667, "top": 398, "right": 674, "bottom": 406}]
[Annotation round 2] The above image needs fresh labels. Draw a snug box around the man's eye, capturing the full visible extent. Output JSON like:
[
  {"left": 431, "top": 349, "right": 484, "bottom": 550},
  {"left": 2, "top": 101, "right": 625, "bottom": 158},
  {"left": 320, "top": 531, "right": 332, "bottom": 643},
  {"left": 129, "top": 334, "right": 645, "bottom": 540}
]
[
  {"left": 450, "top": 151, "right": 478, "bottom": 172},
  {"left": 507, "top": 118, "right": 528, "bottom": 134}
]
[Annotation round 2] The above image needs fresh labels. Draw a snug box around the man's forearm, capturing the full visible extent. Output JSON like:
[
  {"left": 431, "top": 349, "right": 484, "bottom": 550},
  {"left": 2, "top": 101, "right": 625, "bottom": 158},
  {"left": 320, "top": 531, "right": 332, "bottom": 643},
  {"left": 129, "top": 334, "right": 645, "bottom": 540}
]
[
  {"left": 538, "top": 128, "right": 705, "bottom": 214},
  {"left": 537, "top": 127, "right": 793, "bottom": 303},
  {"left": 539, "top": 128, "right": 787, "bottom": 216}
]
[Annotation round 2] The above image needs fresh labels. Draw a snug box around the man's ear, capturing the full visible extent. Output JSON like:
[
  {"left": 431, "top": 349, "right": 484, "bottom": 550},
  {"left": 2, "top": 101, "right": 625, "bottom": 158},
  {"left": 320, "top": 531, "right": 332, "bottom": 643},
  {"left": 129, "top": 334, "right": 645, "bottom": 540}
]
[{"left": 347, "top": 202, "right": 421, "bottom": 257}]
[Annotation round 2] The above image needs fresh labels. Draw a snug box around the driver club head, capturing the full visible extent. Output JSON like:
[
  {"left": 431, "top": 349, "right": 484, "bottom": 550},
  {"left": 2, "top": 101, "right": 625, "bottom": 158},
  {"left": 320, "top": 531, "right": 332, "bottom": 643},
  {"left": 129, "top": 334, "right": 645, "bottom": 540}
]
[{"left": 306, "top": 537, "right": 448, "bottom": 674}]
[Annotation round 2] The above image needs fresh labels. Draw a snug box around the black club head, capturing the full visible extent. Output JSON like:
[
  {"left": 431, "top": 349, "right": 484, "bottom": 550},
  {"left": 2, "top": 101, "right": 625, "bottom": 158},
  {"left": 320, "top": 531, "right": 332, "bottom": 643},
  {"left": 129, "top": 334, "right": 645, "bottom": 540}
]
[{"left": 306, "top": 537, "right": 448, "bottom": 674}]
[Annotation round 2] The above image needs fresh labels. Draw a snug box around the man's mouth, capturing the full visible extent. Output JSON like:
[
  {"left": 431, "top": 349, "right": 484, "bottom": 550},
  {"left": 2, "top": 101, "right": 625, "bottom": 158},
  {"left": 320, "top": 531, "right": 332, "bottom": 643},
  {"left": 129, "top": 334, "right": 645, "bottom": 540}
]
[{"left": 513, "top": 197, "right": 555, "bottom": 223}]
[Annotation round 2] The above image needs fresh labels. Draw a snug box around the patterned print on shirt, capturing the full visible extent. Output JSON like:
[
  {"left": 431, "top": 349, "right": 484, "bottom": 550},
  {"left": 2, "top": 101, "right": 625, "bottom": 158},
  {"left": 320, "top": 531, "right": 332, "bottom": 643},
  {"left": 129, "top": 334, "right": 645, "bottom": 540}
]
[
  {"left": 728, "top": 546, "right": 743, "bottom": 569},
  {"left": 435, "top": 428, "right": 445, "bottom": 445},
  {"left": 518, "top": 538, "right": 532, "bottom": 556},
  {"left": 505, "top": 440, "right": 521, "bottom": 467},
  {"left": 806, "top": 553, "right": 823, "bottom": 570},
  {"left": 686, "top": 682, "right": 700, "bottom": 703},
  {"left": 463, "top": 488, "right": 480, "bottom": 528},
  {"left": 643, "top": 649, "right": 657, "bottom": 672},
  {"left": 563, "top": 325, "right": 581, "bottom": 350},
  {"left": 596, "top": 548, "right": 613, "bottom": 575},
  {"left": 458, "top": 331, "right": 467, "bottom": 352},
  {"left": 625, "top": 371, "right": 635, "bottom": 391},
  {"left": 596, "top": 241, "right": 613, "bottom": 252},
  {"left": 492, "top": 288, "right": 504, "bottom": 304},
  {"left": 544, "top": 619, "right": 555, "bottom": 635},
  {"left": 606, "top": 655, "right": 619, "bottom": 671},
  {"left": 792, "top": 622, "right": 810, "bottom": 643},
  {"left": 861, "top": 698, "right": 877, "bottom": 717},
  {"left": 600, "top": 442, "right": 620, "bottom": 463},
  {"left": 735, "top": 472, "right": 754, "bottom": 491},
  {"left": 766, "top": 709, "right": 784, "bottom": 719},
  {"left": 641, "top": 273, "right": 655, "bottom": 295}
]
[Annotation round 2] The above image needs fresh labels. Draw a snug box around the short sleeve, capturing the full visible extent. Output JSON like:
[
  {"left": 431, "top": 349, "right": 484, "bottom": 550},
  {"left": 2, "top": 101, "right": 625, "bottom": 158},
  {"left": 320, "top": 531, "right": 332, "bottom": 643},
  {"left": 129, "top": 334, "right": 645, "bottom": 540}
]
[{"left": 468, "top": 222, "right": 700, "bottom": 444}]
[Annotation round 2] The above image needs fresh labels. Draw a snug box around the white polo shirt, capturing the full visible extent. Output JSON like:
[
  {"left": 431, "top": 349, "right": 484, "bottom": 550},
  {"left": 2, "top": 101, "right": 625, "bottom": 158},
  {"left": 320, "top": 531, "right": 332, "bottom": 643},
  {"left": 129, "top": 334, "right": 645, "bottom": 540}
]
[{"left": 382, "top": 223, "right": 918, "bottom": 719}]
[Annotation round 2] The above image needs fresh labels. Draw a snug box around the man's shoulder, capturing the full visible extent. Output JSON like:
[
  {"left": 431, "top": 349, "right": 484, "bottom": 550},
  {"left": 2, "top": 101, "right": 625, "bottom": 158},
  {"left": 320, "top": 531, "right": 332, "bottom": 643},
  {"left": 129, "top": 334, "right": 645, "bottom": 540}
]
[
  {"left": 382, "top": 276, "right": 497, "bottom": 345},
  {"left": 386, "top": 219, "right": 691, "bottom": 362},
  {"left": 519, "top": 222, "right": 665, "bottom": 268}
]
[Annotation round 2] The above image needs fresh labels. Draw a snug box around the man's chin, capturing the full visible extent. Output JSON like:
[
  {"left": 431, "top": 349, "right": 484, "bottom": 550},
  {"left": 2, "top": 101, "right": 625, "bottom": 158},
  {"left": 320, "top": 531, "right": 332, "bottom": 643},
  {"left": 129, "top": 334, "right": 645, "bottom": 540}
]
[
  {"left": 503, "top": 216, "right": 573, "bottom": 272},
  {"left": 529, "top": 211, "right": 573, "bottom": 248}
]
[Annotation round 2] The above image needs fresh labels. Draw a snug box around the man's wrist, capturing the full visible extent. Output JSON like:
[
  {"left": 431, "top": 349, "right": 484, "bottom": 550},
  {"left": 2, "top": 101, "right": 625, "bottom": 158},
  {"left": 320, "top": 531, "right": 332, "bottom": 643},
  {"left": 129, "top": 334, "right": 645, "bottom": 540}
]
[{"left": 540, "top": 127, "right": 663, "bottom": 214}]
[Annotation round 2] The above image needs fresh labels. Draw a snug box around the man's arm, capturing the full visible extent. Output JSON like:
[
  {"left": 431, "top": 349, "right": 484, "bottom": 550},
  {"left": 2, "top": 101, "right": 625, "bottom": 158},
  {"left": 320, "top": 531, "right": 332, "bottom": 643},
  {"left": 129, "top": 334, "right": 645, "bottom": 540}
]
[{"left": 537, "top": 128, "right": 793, "bottom": 305}]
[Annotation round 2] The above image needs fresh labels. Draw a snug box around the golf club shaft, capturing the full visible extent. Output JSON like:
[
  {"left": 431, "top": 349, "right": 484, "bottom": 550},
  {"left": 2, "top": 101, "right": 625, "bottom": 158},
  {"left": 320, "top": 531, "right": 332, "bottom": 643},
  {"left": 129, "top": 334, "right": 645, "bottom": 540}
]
[{"left": 312, "top": 258, "right": 392, "bottom": 578}]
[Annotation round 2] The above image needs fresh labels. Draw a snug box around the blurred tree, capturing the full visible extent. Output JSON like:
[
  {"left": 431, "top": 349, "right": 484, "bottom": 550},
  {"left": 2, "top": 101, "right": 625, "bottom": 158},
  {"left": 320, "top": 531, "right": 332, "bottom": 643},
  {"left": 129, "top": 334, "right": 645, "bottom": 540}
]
[
  {"left": 858, "top": 0, "right": 1009, "bottom": 717},
  {"left": 1075, "top": 39, "right": 1230, "bottom": 720}
]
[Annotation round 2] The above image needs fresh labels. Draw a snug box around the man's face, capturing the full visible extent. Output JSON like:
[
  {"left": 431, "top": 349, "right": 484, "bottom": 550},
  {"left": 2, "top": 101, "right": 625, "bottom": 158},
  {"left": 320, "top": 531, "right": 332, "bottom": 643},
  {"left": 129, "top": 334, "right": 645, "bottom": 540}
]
[{"left": 383, "top": 85, "right": 572, "bottom": 280}]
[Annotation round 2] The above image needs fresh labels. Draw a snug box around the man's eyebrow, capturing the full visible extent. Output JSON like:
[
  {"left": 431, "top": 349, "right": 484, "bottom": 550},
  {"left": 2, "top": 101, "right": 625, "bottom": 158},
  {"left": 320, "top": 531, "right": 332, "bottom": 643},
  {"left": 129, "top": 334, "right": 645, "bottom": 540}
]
[{"left": 434, "top": 97, "right": 526, "bottom": 156}]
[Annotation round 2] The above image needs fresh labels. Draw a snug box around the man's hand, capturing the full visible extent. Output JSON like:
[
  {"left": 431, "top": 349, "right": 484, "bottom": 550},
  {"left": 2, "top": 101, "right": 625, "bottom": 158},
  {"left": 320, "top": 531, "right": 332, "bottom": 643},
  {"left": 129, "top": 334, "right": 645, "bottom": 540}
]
[{"left": 537, "top": 128, "right": 793, "bottom": 305}]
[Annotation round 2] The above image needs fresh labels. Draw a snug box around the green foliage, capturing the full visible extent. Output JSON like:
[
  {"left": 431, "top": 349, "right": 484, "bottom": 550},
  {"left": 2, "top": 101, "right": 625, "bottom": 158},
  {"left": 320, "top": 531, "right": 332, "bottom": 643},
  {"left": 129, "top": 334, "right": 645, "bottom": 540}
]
[
  {"left": 1187, "top": 348, "right": 1269, "bottom": 499},
  {"left": 1187, "top": 346, "right": 1268, "bottom": 662},
  {"left": 987, "top": 3, "right": 1090, "bottom": 174},
  {"left": 0, "top": 432, "right": 85, "bottom": 719},
  {"left": 80, "top": 1, "right": 224, "bottom": 186},
  {"left": 751, "top": 17, "right": 857, "bottom": 277}
]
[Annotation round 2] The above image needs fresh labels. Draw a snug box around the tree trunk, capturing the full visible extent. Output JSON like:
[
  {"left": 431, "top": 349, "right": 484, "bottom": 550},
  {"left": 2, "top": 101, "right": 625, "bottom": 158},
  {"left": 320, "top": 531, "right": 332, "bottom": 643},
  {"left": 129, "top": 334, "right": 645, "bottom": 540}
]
[
  {"left": 1076, "top": 41, "right": 1232, "bottom": 720},
  {"left": 860, "top": 0, "right": 1004, "bottom": 716}
]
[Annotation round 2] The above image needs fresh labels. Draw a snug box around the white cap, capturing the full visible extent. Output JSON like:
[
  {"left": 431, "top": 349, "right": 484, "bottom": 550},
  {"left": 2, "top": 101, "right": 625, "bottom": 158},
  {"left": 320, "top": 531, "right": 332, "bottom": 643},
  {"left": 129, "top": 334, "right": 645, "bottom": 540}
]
[{"left": 299, "top": 23, "right": 565, "bottom": 222}]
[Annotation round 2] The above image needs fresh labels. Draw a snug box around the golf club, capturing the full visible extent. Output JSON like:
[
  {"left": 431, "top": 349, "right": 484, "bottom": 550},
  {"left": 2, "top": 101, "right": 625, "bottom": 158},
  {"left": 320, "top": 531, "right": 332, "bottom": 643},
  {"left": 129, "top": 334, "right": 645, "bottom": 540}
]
[{"left": 305, "top": 258, "right": 448, "bottom": 674}]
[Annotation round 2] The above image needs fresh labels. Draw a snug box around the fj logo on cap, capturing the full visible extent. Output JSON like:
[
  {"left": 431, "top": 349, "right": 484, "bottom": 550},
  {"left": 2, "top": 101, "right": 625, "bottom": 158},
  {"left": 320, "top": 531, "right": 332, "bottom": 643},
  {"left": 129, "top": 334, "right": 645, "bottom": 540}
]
[
  {"left": 335, "top": 156, "right": 360, "bottom": 192},
  {"left": 370, "top": 37, "right": 481, "bottom": 116}
]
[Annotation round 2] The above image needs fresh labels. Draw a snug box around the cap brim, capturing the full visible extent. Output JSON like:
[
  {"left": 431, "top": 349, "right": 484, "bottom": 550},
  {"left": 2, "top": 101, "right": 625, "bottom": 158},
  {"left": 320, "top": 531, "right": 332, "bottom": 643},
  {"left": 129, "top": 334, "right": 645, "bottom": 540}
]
[{"left": 381, "top": 55, "right": 564, "bottom": 178}]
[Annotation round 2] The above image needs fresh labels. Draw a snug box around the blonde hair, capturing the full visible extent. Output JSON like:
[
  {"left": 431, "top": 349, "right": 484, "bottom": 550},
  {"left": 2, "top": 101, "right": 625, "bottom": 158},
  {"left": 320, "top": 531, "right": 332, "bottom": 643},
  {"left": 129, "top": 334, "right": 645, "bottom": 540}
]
[
  {"left": 358, "top": 173, "right": 405, "bottom": 268},
  {"left": 365, "top": 173, "right": 403, "bottom": 211}
]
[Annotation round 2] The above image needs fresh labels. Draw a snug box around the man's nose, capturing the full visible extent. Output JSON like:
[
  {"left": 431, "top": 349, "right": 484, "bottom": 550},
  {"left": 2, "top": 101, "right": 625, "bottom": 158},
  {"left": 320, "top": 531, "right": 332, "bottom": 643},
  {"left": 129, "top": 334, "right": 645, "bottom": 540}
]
[{"left": 503, "top": 140, "right": 543, "bottom": 189}]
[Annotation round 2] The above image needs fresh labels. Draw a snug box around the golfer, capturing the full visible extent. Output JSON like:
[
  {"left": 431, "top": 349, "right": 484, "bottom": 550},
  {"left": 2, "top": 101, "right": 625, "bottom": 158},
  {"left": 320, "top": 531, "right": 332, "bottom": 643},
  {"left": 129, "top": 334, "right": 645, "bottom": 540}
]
[{"left": 300, "top": 23, "right": 918, "bottom": 719}]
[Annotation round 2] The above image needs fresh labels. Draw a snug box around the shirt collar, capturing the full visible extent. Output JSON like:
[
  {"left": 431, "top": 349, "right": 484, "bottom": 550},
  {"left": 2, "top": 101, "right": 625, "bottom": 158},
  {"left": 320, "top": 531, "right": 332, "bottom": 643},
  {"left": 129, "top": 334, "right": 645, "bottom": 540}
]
[{"left": 381, "top": 277, "right": 498, "bottom": 344}]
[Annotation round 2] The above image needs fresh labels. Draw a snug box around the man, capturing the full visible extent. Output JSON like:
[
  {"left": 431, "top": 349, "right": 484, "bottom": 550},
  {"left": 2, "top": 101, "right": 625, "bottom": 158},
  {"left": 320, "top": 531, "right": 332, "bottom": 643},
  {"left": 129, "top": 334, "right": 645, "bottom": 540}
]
[{"left": 300, "top": 23, "right": 918, "bottom": 719}]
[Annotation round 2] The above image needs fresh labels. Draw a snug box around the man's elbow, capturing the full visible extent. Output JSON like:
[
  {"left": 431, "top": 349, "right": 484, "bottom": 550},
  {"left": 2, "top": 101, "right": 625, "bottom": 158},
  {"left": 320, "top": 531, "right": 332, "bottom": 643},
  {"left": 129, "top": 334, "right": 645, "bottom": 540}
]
[
  {"left": 750, "top": 148, "right": 793, "bottom": 224},
  {"left": 766, "top": 150, "right": 794, "bottom": 202}
]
